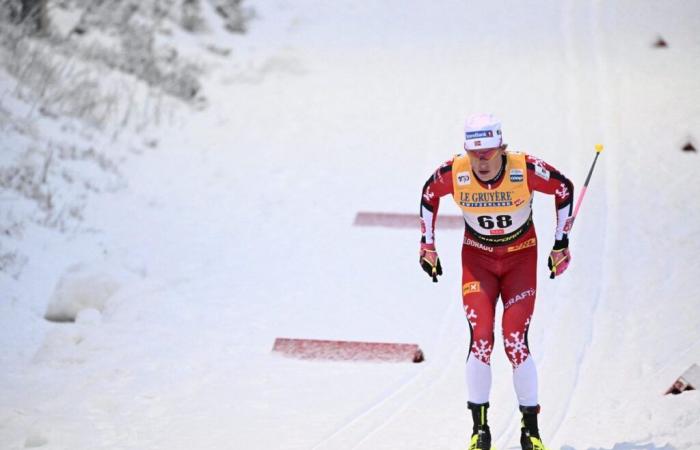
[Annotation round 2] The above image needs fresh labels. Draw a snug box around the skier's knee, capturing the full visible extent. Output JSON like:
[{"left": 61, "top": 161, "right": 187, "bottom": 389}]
[
  {"left": 503, "top": 329, "right": 531, "bottom": 367},
  {"left": 469, "top": 335, "right": 494, "bottom": 364}
]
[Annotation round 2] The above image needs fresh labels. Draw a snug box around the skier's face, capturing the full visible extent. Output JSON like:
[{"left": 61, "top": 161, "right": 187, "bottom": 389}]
[{"left": 467, "top": 146, "right": 505, "bottom": 180}]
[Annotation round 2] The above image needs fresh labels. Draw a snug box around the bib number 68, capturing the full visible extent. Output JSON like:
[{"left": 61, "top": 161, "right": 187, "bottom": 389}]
[{"left": 477, "top": 215, "right": 513, "bottom": 229}]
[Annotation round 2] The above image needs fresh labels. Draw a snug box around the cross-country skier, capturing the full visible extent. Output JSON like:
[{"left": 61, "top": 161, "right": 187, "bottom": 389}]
[{"left": 418, "top": 113, "right": 574, "bottom": 450}]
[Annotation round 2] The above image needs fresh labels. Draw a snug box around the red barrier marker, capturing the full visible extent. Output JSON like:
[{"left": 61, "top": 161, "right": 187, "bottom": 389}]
[
  {"left": 354, "top": 212, "right": 463, "bottom": 229},
  {"left": 272, "top": 338, "right": 425, "bottom": 363},
  {"left": 665, "top": 364, "right": 700, "bottom": 395}
]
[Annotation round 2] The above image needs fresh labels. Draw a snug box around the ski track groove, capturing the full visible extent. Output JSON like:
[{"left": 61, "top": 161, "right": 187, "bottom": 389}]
[
  {"left": 550, "top": 0, "right": 611, "bottom": 444},
  {"left": 310, "top": 59, "right": 475, "bottom": 450},
  {"left": 528, "top": 13, "right": 586, "bottom": 438},
  {"left": 310, "top": 292, "right": 464, "bottom": 450},
  {"left": 351, "top": 343, "right": 466, "bottom": 450}
]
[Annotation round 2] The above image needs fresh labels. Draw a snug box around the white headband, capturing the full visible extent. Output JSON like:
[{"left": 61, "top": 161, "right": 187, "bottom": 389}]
[{"left": 464, "top": 113, "right": 503, "bottom": 150}]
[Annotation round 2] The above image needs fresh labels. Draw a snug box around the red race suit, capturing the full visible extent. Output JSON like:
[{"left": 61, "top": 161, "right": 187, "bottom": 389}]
[{"left": 420, "top": 151, "right": 573, "bottom": 405}]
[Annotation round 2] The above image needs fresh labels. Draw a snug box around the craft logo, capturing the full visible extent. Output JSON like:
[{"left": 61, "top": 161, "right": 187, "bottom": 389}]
[
  {"left": 456, "top": 171, "right": 471, "bottom": 186},
  {"left": 463, "top": 281, "right": 481, "bottom": 295},
  {"left": 510, "top": 169, "right": 524, "bottom": 182},
  {"left": 503, "top": 288, "right": 536, "bottom": 310},
  {"left": 466, "top": 130, "right": 493, "bottom": 139},
  {"left": 507, "top": 237, "right": 537, "bottom": 252}
]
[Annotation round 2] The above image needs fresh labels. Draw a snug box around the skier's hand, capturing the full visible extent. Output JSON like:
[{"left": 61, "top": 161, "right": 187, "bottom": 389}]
[
  {"left": 420, "top": 243, "right": 443, "bottom": 283},
  {"left": 548, "top": 241, "right": 571, "bottom": 279}
]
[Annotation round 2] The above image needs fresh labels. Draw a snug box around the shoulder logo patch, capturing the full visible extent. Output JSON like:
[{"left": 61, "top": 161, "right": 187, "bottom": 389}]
[
  {"left": 456, "top": 171, "right": 471, "bottom": 186},
  {"left": 534, "top": 164, "right": 550, "bottom": 180},
  {"left": 510, "top": 169, "right": 524, "bottom": 182}
]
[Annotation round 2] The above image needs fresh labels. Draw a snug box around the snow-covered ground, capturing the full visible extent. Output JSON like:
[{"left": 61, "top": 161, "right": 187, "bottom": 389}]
[{"left": 2, "top": 1, "right": 700, "bottom": 449}]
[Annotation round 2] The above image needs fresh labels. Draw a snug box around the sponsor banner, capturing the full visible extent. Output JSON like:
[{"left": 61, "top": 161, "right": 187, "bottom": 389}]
[
  {"left": 464, "top": 237, "right": 494, "bottom": 252},
  {"left": 462, "top": 281, "right": 480, "bottom": 296},
  {"left": 506, "top": 237, "right": 537, "bottom": 252},
  {"left": 461, "top": 201, "right": 512, "bottom": 207},
  {"left": 466, "top": 130, "right": 493, "bottom": 139},
  {"left": 459, "top": 191, "right": 514, "bottom": 208},
  {"left": 464, "top": 218, "right": 532, "bottom": 245}
]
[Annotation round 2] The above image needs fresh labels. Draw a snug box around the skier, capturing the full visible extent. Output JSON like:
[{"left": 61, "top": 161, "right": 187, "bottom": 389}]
[{"left": 419, "top": 114, "right": 574, "bottom": 450}]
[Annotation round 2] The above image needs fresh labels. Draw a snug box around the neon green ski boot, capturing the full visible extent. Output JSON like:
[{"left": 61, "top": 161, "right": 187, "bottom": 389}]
[
  {"left": 519, "top": 405, "right": 547, "bottom": 450},
  {"left": 468, "top": 402, "right": 495, "bottom": 450},
  {"left": 469, "top": 429, "right": 493, "bottom": 450}
]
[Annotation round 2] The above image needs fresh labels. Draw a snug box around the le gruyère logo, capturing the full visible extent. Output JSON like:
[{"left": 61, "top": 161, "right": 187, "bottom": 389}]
[{"left": 459, "top": 191, "right": 513, "bottom": 207}]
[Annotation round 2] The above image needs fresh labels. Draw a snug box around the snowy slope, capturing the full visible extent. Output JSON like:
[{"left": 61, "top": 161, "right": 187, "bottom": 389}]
[{"left": 1, "top": 1, "right": 699, "bottom": 449}]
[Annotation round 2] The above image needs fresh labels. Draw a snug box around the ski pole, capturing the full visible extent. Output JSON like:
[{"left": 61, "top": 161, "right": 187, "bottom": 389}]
[
  {"left": 563, "top": 143, "right": 604, "bottom": 234},
  {"left": 551, "top": 144, "right": 603, "bottom": 279}
]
